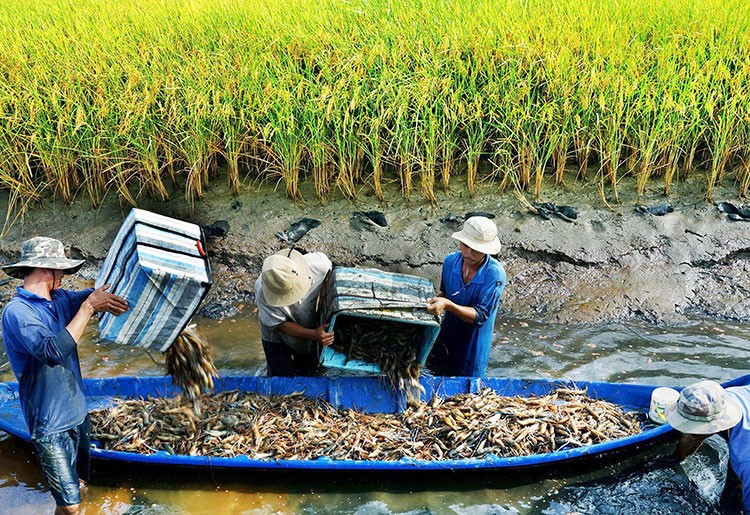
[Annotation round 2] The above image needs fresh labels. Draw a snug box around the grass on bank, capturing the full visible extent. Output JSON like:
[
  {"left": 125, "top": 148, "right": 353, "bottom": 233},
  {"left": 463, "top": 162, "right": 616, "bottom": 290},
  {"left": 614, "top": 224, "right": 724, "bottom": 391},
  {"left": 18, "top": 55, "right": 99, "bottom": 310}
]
[{"left": 0, "top": 0, "right": 749, "bottom": 224}]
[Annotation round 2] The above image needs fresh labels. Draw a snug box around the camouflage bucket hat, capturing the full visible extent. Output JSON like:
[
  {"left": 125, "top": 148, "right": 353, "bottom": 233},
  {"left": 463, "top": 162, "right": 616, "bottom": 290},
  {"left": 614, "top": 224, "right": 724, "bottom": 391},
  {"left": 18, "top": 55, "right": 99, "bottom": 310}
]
[
  {"left": 664, "top": 380, "right": 742, "bottom": 435},
  {"left": 1, "top": 237, "right": 85, "bottom": 279}
]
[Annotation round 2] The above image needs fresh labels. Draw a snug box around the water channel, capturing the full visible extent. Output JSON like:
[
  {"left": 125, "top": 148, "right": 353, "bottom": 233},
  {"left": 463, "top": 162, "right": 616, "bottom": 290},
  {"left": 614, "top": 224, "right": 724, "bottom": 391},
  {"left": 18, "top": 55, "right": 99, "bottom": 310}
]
[{"left": 1, "top": 314, "right": 749, "bottom": 514}]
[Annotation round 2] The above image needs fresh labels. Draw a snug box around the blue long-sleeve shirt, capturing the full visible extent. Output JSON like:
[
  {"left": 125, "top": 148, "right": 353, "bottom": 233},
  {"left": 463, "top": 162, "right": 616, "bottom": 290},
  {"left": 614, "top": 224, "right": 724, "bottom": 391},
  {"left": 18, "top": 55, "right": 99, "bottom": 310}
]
[
  {"left": 727, "top": 386, "right": 750, "bottom": 513},
  {"left": 1, "top": 286, "right": 93, "bottom": 439},
  {"left": 426, "top": 252, "right": 506, "bottom": 377}
]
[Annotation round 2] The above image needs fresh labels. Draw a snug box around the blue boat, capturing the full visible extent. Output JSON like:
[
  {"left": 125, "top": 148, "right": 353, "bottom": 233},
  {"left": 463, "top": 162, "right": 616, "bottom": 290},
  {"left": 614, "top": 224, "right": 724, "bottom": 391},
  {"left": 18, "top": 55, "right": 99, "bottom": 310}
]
[{"left": 2, "top": 374, "right": 745, "bottom": 474}]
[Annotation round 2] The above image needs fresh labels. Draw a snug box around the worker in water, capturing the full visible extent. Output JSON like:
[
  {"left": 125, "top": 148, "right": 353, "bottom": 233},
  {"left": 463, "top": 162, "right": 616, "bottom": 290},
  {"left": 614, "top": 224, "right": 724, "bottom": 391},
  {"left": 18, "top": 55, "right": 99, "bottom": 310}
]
[
  {"left": 255, "top": 248, "right": 334, "bottom": 376},
  {"left": 425, "top": 216, "right": 506, "bottom": 377},
  {"left": 666, "top": 379, "right": 750, "bottom": 513},
  {"left": 1, "top": 237, "right": 129, "bottom": 514}
]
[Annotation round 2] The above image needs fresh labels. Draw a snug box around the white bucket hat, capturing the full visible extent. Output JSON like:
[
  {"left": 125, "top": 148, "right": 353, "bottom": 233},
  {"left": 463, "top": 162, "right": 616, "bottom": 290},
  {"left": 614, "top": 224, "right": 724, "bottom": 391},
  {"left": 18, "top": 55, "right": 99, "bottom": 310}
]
[
  {"left": 261, "top": 249, "right": 313, "bottom": 307},
  {"left": 451, "top": 216, "right": 501, "bottom": 255},
  {"left": 665, "top": 380, "right": 742, "bottom": 434},
  {"left": 2, "top": 237, "right": 85, "bottom": 279}
]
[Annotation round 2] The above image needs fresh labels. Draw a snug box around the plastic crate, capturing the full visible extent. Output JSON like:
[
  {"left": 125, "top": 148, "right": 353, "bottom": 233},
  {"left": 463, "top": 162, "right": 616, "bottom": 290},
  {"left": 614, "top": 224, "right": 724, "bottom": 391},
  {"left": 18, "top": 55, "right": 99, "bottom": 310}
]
[
  {"left": 95, "top": 208, "right": 212, "bottom": 351},
  {"left": 319, "top": 267, "right": 440, "bottom": 373}
]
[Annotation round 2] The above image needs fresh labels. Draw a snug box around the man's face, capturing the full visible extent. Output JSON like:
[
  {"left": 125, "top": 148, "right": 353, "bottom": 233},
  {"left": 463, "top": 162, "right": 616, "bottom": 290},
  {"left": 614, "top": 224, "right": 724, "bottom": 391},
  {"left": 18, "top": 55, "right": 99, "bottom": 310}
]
[{"left": 459, "top": 242, "right": 485, "bottom": 267}]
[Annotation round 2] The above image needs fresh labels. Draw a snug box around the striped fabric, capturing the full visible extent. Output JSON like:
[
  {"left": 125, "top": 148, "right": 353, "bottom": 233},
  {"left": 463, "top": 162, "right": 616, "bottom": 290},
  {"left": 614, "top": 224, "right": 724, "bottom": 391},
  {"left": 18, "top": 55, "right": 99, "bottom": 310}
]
[
  {"left": 96, "top": 209, "right": 211, "bottom": 351},
  {"left": 319, "top": 267, "right": 440, "bottom": 373}
]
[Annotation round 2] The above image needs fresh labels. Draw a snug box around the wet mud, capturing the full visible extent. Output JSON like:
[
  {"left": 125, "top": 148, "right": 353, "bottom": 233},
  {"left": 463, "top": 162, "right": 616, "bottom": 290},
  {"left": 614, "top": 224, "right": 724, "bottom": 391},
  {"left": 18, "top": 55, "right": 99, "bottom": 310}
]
[{"left": 1, "top": 177, "right": 749, "bottom": 326}]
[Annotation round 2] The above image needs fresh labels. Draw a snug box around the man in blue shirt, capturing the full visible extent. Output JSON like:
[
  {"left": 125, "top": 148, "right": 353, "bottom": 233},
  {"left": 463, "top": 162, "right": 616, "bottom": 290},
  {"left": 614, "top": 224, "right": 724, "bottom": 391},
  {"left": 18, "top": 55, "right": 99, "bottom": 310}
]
[
  {"left": 666, "top": 380, "right": 750, "bottom": 513},
  {"left": 425, "top": 216, "right": 506, "bottom": 377},
  {"left": 1, "top": 237, "right": 128, "bottom": 514}
]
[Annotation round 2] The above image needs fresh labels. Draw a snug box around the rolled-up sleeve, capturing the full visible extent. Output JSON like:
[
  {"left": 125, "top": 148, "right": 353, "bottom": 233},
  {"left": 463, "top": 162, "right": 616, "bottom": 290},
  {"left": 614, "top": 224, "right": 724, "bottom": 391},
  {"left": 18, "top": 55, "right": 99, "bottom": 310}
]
[
  {"left": 65, "top": 288, "right": 94, "bottom": 313},
  {"left": 473, "top": 279, "right": 505, "bottom": 326},
  {"left": 258, "top": 302, "right": 288, "bottom": 329}
]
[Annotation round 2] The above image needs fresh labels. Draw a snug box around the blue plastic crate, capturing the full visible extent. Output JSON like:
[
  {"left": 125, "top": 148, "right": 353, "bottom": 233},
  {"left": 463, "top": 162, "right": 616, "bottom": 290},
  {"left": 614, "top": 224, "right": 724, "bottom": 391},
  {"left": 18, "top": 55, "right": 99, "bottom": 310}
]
[
  {"left": 95, "top": 208, "right": 212, "bottom": 351},
  {"left": 319, "top": 267, "right": 440, "bottom": 374}
]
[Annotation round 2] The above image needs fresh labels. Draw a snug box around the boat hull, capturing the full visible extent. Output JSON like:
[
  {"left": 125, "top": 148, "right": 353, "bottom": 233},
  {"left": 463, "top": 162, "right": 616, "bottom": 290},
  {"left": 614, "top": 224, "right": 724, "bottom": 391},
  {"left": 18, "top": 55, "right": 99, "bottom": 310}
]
[{"left": 0, "top": 374, "right": 695, "bottom": 473}]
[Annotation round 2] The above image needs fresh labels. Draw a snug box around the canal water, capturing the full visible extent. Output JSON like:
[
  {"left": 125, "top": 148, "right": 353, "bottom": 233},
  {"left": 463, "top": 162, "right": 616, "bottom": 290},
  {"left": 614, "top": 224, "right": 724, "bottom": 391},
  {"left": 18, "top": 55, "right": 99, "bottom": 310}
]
[{"left": 1, "top": 315, "right": 749, "bottom": 514}]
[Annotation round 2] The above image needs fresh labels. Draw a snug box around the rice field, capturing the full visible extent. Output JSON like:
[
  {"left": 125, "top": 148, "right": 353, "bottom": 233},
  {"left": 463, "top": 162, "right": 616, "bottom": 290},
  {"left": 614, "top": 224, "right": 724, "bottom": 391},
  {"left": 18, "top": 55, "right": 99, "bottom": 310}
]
[{"left": 0, "top": 0, "right": 748, "bottom": 220}]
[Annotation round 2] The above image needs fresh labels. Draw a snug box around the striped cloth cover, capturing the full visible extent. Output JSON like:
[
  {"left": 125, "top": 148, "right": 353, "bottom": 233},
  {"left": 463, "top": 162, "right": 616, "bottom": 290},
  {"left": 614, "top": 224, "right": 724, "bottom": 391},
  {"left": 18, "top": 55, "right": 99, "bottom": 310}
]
[
  {"left": 95, "top": 209, "right": 211, "bottom": 351},
  {"left": 319, "top": 267, "right": 440, "bottom": 373}
]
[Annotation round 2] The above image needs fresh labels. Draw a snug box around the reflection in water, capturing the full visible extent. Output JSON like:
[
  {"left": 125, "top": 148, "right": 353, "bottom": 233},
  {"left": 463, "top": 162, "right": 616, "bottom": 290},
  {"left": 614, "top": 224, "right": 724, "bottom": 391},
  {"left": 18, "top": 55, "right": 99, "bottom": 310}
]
[
  {"left": 0, "top": 314, "right": 749, "bottom": 514},
  {"left": 491, "top": 318, "right": 750, "bottom": 385}
]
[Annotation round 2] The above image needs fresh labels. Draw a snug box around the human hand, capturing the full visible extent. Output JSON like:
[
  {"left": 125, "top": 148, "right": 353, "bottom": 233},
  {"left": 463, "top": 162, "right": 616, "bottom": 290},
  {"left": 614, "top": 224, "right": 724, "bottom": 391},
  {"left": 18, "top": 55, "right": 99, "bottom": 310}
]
[
  {"left": 314, "top": 323, "right": 335, "bottom": 346},
  {"left": 85, "top": 284, "right": 129, "bottom": 315},
  {"left": 426, "top": 297, "right": 450, "bottom": 316}
]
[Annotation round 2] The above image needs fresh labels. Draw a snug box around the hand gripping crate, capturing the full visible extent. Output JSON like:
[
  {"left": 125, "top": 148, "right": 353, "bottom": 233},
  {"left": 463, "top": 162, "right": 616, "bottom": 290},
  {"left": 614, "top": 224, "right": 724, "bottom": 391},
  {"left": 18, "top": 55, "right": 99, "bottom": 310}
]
[
  {"left": 95, "top": 208, "right": 212, "bottom": 351},
  {"left": 318, "top": 267, "right": 440, "bottom": 374}
]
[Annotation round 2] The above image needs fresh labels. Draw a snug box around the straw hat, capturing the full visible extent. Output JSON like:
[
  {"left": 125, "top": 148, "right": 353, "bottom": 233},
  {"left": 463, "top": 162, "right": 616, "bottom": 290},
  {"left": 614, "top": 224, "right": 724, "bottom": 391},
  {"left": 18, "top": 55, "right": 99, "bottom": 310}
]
[
  {"left": 2, "top": 237, "right": 85, "bottom": 279},
  {"left": 451, "top": 216, "right": 502, "bottom": 255},
  {"left": 261, "top": 249, "right": 313, "bottom": 307},
  {"left": 665, "top": 380, "right": 742, "bottom": 434}
]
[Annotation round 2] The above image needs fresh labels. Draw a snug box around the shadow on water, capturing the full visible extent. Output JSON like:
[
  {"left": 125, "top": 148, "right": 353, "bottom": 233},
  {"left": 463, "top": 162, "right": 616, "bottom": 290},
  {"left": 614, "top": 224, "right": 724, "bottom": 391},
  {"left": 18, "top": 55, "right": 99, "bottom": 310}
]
[{"left": 537, "top": 436, "right": 738, "bottom": 515}]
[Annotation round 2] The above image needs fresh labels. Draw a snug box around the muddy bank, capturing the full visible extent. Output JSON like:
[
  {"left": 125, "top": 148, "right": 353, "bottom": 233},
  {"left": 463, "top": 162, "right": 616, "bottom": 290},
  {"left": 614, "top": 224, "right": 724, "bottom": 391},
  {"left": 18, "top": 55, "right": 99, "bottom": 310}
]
[{"left": 1, "top": 178, "right": 749, "bottom": 325}]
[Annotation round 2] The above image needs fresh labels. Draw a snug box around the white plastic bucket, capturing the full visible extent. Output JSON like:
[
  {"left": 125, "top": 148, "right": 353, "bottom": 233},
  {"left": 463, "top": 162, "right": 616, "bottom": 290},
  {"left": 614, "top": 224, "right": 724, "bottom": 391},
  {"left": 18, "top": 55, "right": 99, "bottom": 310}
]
[{"left": 649, "top": 387, "right": 680, "bottom": 424}]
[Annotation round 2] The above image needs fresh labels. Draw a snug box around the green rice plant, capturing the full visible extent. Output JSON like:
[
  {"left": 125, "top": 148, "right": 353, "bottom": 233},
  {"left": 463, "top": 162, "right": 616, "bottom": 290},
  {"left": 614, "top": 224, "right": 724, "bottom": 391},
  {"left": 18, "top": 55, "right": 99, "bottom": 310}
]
[
  {"left": 437, "top": 95, "right": 460, "bottom": 192},
  {"left": 361, "top": 111, "right": 386, "bottom": 201},
  {"left": 389, "top": 96, "right": 416, "bottom": 200},
  {"left": 704, "top": 64, "right": 745, "bottom": 201},
  {"left": 740, "top": 144, "right": 750, "bottom": 198},
  {"left": 304, "top": 99, "right": 333, "bottom": 200},
  {"left": 571, "top": 66, "right": 597, "bottom": 180},
  {"left": 633, "top": 82, "right": 674, "bottom": 199},
  {"left": 531, "top": 104, "right": 559, "bottom": 200},
  {"left": 1, "top": 0, "right": 750, "bottom": 213},
  {"left": 463, "top": 108, "right": 486, "bottom": 196},
  {"left": 331, "top": 84, "right": 365, "bottom": 201},
  {"left": 0, "top": 130, "right": 41, "bottom": 228},
  {"left": 415, "top": 106, "right": 439, "bottom": 205},
  {"left": 594, "top": 72, "right": 637, "bottom": 204}
]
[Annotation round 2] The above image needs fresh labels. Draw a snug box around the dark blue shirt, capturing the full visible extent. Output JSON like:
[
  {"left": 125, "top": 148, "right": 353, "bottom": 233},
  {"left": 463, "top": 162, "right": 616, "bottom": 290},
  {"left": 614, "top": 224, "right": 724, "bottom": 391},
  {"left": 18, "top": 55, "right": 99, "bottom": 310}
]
[
  {"left": 727, "top": 386, "right": 750, "bottom": 513},
  {"left": 426, "top": 252, "right": 506, "bottom": 377},
  {"left": 1, "top": 286, "right": 92, "bottom": 439}
]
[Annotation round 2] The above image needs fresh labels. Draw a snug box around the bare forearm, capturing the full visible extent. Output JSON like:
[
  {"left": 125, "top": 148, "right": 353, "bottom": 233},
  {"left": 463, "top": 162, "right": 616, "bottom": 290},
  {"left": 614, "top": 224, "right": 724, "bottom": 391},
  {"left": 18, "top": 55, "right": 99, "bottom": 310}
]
[
  {"left": 445, "top": 301, "right": 477, "bottom": 323},
  {"left": 427, "top": 295, "right": 477, "bottom": 323},
  {"left": 279, "top": 321, "right": 317, "bottom": 340},
  {"left": 674, "top": 434, "right": 709, "bottom": 461},
  {"left": 279, "top": 320, "right": 334, "bottom": 345},
  {"left": 66, "top": 301, "right": 95, "bottom": 343}
]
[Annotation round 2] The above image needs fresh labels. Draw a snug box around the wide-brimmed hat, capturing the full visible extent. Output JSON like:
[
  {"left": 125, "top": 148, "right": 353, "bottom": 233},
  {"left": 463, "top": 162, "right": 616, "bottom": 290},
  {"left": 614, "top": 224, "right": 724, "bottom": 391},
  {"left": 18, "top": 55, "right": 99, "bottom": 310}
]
[
  {"left": 665, "top": 380, "right": 742, "bottom": 434},
  {"left": 261, "top": 249, "right": 313, "bottom": 307},
  {"left": 451, "top": 216, "right": 502, "bottom": 255},
  {"left": 1, "top": 237, "right": 85, "bottom": 279}
]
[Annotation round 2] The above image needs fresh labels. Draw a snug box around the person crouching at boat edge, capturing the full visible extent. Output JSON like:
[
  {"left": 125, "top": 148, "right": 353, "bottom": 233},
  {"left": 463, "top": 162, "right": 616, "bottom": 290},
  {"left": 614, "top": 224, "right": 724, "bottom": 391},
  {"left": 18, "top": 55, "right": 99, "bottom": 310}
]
[
  {"left": 425, "top": 216, "right": 506, "bottom": 377},
  {"left": 1, "top": 237, "right": 129, "bottom": 515},
  {"left": 255, "top": 248, "right": 334, "bottom": 376},
  {"left": 666, "top": 380, "right": 749, "bottom": 513}
]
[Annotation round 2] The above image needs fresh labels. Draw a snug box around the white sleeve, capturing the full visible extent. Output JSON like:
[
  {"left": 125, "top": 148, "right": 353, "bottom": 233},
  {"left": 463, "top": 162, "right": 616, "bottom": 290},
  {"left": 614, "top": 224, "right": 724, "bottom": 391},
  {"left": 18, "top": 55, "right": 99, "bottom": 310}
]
[{"left": 306, "top": 253, "right": 332, "bottom": 277}]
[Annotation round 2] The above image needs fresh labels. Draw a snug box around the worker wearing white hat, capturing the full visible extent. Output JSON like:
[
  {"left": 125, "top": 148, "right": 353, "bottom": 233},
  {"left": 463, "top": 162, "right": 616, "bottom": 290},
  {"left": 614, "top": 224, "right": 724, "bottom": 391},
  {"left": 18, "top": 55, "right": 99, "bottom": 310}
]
[
  {"left": 426, "top": 216, "right": 506, "bottom": 377},
  {"left": 255, "top": 249, "right": 333, "bottom": 376}
]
